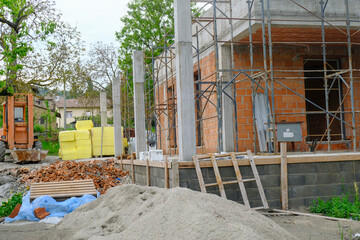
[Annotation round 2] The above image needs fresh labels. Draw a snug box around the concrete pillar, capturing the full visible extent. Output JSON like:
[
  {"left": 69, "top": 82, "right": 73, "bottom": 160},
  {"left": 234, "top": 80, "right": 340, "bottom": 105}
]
[
  {"left": 112, "top": 76, "right": 122, "bottom": 158},
  {"left": 100, "top": 91, "right": 107, "bottom": 127},
  {"left": 174, "top": 0, "right": 196, "bottom": 161},
  {"left": 219, "top": 45, "right": 235, "bottom": 152},
  {"left": 133, "top": 50, "right": 146, "bottom": 158}
]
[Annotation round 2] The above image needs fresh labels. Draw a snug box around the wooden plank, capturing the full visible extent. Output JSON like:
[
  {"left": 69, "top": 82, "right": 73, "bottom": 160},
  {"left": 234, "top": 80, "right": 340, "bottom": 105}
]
[
  {"left": 272, "top": 209, "right": 355, "bottom": 222},
  {"left": 31, "top": 189, "right": 97, "bottom": 195},
  {"left": 31, "top": 182, "right": 94, "bottom": 187},
  {"left": 178, "top": 152, "right": 360, "bottom": 169},
  {"left": 280, "top": 142, "right": 288, "bottom": 210},
  {"left": 164, "top": 156, "right": 169, "bottom": 189},
  {"left": 230, "top": 152, "right": 250, "bottom": 208},
  {"left": 146, "top": 159, "right": 150, "bottom": 186},
  {"left": 193, "top": 156, "right": 206, "bottom": 193},
  {"left": 31, "top": 192, "right": 97, "bottom": 199},
  {"left": 247, "top": 150, "right": 269, "bottom": 209},
  {"left": 196, "top": 152, "right": 247, "bottom": 160},
  {"left": 30, "top": 180, "right": 97, "bottom": 200},
  {"left": 120, "top": 159, "right": 172, "bottom": 168},
  {"left": 210, "top": 154, "right": 226, "bottom": 199},
  {"left": 31, "top": 180, "right": 94, "bottom": 187},
  {"left": 31, "top": 186, "right": 95, "bottom": 191}
]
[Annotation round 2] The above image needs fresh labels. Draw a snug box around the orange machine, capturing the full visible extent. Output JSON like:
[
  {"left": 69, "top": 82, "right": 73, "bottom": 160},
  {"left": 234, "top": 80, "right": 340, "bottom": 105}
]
[{"left": 0, "top": 93, "right": 47, "bottom": 163}]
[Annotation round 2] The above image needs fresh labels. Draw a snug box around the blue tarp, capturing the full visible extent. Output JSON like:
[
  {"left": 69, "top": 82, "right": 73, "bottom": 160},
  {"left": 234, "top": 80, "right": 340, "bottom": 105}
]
[{"left": 5, "top": 192, "right": 97, "bottom": 223}]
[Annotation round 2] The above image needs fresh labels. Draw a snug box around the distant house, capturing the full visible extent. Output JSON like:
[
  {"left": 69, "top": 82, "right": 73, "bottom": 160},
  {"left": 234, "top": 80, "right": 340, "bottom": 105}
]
[
  {"left": 55, "top": 98, "right": 112, "bottom": 128},
  {"left": 33, "top": 95, "right": 59, "bottom": 129}
]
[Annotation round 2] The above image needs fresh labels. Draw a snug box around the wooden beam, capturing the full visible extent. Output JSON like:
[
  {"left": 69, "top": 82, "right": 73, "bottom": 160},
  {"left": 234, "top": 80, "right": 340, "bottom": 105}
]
[
  {"left": 210, "top": 154, "right": 226, "bottom": 199},
  {"left": 272, "top": 209, "right": 355, "bottom": 222},
  {"left": 172, "top": 159, "right": 179, "bottom": 187},
  {"left": 118, "top": 152, "right": 360, "bottom": 169},
  {"left": 146, "top": 159, "right": 150, "bottom": 186},
  {"left": 193, "top": 156, "right": 206, "bottom": 193},
  {"left": 164, "top": 156, "right": 169, "bottom": 189},
  {"left": 280, "top": 143, "right": 288, "bottom": 210},
  {"left": 131, "top": 156, "right": 135, "bottom": 184}
]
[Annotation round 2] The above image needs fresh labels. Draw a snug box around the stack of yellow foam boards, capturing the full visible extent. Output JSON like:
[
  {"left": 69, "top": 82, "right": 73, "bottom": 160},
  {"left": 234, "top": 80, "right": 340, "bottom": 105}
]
[
  {"left": 59, "top": 131, "right": 77, "bottom": 160},
  {"left": 75, "top": 130, "right": 92, "bottom": 159},
  {"left": 75, "top": 120, "right": 93, "bottom": 131},
  {"left": 91, "top": 127, "right": 122, "bottom": 156}
]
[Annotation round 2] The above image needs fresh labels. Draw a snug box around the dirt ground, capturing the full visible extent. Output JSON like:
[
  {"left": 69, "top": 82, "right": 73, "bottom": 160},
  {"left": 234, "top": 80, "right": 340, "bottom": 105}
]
[
  {"left": 270, "top": 214, "right": 360, "bottom": 240},
  {"left": 1, "top": 213, "right": 360, "bottom": 240}
]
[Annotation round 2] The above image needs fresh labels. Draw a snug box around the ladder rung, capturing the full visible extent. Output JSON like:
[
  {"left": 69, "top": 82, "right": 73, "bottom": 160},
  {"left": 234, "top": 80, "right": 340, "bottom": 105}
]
[
  {"left": 242, "top": 178, "right": 256, "bottom": 183},
  {"left": 204, "top": 182, "right": 218, "bottom": 187},
  {"left": 252, "top": 206, "right": 266, "bottom": 210},
  {"left": 223, "top": 180, "right": 239, "bottom": 185}
]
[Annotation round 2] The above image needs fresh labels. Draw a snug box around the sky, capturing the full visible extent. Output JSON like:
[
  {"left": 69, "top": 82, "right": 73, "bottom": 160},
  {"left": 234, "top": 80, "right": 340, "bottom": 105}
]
[{"left": 54, "top": 0, "right": 131, "bottom": 47}]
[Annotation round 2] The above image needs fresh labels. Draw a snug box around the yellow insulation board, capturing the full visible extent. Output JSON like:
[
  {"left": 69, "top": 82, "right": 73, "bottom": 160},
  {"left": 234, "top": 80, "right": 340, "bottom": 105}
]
[
  {"left": 59, "top": 131, "right": 75, "bottom": 142},
  {"left": 75, "top": 120, "right": 93, "bottom": 131},
  {"left": 75, "top": 130, "right": 91, "bottom": 140}
]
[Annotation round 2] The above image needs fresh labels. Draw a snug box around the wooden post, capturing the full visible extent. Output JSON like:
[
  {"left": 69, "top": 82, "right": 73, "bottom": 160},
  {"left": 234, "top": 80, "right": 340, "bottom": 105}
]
[
  {"left": 164, "top": 156, "right": 169, "bottom": 189},
  {"left": 172, "top": 159, "right": 179, "bottom": 188},
  {"left": 131, "top": 156, "right": 135, "bottom": 184},
  {"left": 146, "top": 159, "right": 150, "bottom": 186},
  {"left": 120, "top": 156, "right": 123, "bottom": 170},
  {"left": 280, "top": 142, "right": 288, "bottom": 210}
]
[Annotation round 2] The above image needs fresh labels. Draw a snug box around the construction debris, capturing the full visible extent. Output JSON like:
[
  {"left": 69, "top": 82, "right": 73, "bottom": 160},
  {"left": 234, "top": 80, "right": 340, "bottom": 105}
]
[
  {"left": 34, "top": 207, "right": 50, "bottom": 220},
  {"left": 21, "top": 159, "right": 129, "bottom": 194},
  {"left": 8, "top": 204, "right": 21, "bottom": 218}
]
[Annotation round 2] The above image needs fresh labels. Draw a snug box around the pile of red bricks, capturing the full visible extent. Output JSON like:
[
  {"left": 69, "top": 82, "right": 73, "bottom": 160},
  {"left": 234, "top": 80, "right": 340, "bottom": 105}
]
[{"left": 21, "top": 159, "right": 129, "bottom": 194}]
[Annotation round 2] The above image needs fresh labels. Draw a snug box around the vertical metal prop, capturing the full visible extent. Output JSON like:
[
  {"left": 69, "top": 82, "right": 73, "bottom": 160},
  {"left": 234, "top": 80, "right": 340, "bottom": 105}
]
[
  {"left": 320, "top": 0, "right": 331, "bottom": 151},
  {"left": 345, "top": 0, "right": 357, "bottom": 151}
]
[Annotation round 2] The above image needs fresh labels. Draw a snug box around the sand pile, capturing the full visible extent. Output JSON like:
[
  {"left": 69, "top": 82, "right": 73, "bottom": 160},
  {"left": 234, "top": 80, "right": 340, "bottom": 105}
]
[{"left": 44, "top": 185, "right": 297, "bottom": 240}]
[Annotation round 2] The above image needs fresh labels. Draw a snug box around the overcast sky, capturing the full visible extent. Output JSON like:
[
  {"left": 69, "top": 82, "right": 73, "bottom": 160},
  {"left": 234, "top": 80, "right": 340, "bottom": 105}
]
[{"left": 54, "top": 0, "right": 131, "bottom": 47}]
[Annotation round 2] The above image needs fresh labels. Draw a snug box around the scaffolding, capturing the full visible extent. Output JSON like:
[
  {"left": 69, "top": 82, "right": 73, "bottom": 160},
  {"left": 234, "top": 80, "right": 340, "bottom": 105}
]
[{"left": 122, "top": 0, "right": 360, "bottom": 155}]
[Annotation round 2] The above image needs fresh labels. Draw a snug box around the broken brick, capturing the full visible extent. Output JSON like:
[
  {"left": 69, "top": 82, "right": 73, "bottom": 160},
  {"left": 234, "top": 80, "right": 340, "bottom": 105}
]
[
  {"left": 8, "top": 203, "right": 21, "bottom": 218},
  {"left": 21, "top": 159, "right": 129, "bottom": 194},
  {"left": 34, "top": 207, "right": 50, "bottom": 220}
]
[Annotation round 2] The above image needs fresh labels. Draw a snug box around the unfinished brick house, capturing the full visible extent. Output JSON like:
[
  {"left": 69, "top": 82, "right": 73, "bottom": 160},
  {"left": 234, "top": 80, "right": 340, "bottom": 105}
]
[{"left": 152, "top": 0, "right": 360, "bottom": 156}]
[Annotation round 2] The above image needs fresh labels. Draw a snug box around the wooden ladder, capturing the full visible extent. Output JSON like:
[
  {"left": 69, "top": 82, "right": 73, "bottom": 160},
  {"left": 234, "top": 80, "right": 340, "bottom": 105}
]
[{"left": 193, "top": 150, "right": 269, "bottom": 210}]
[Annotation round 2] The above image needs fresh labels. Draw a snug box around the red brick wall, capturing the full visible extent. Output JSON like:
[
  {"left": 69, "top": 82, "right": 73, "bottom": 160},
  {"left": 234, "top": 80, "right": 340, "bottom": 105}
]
[{"left": 155, "top": 45, "right": 360, "bottom": 154}]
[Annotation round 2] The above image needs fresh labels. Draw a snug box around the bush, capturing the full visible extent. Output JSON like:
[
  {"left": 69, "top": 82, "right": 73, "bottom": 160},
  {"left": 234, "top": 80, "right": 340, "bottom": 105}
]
[
  {"left": 0, "top": 192, "right": 24, "bottom": 217},
  {"left": 310, "top": 183, "right": 360, "bottom": 220},
  {"left": 41, "top": 140, "right": 59, "bottom": 156},
  {"left": 34, "top": 124, "right": 45, "bottom": 133}
]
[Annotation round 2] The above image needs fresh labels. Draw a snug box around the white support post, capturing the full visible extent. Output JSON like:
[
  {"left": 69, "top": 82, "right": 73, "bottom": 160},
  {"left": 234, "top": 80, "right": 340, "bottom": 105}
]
[
  {"left": 113, "top": 76, "right": 122, "bottom": 158},
  {"left": 174, "top": 0, "right": 196, "bottom": 161},
  {"left": 219, "top": 45, "right": 235, "bottom": 152},
  {"left": 133, "top": 50, "right": 146, "bottom": 158},
  {"left": 100, "top": 91, "right": 107, "bottom": 127}
]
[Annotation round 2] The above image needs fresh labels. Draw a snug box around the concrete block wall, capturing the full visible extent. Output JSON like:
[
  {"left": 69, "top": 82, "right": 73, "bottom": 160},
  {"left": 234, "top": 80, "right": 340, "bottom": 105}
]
[
  {"left": 178, "top": 161, "right": 360, "bottom": 209},
  {"left": 123, "top": 164, "right": 174, "bottom": 188}
]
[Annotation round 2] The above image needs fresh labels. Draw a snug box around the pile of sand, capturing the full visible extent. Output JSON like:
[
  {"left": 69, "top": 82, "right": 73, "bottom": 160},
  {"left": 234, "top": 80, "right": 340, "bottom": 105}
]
[{"left": 44, "top": 185, "right": 297, "bottom": 240}]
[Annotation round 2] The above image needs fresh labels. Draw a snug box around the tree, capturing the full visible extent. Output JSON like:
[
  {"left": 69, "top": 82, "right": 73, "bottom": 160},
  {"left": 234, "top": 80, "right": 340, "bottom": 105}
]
[
  {"left": 0, "top": 0, "right": 58, "bottom": 94},
  {"left": 115, "top": 0, "right": 174, "bottom": 72},
  {"left": 87, "top": 42, "right": 120, "bottom": 92}
]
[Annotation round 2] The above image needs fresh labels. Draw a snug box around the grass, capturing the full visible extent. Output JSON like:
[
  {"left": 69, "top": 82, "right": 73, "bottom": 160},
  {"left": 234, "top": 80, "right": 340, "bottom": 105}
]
[
  {"left": 310, "top": 183, "right": 360, "bottom": 220},
  {"left": 41, "top": 140, "right": 59, "bottom": 156},
  {"left": 0, "top": 192, "right": 24, "bottom": 217}
]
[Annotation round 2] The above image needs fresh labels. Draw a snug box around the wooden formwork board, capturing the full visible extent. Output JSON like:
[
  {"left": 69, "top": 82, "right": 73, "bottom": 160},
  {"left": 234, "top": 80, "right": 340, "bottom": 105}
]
[{"left": 30, "top": 179, "right": 97, "bottom": 200}]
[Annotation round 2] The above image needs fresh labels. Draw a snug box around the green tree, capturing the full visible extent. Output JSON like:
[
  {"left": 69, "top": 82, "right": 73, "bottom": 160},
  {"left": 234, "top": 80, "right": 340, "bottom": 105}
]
[
  {"left": 115, "top": 0, "right": 174, "bottom": 72},
  {"left": 0, "top": 0, "right": 58, "bottom": 94}
]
